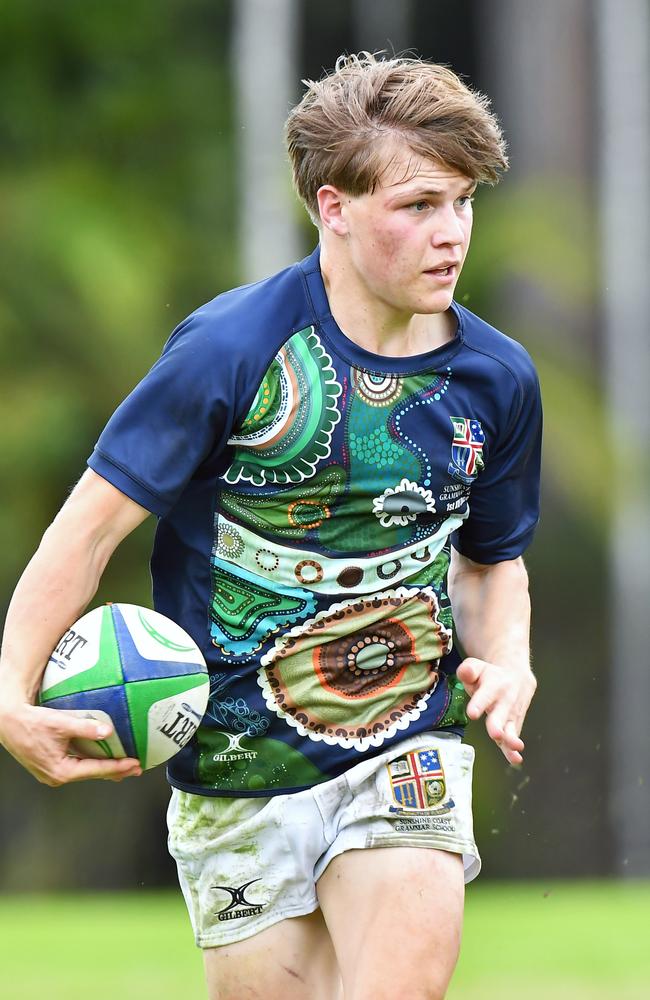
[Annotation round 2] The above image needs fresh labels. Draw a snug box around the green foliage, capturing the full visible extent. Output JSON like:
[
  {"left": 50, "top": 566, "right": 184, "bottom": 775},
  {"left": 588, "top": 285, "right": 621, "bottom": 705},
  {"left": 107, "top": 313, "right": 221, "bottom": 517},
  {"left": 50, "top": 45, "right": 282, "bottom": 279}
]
[
  {"left": 459, "top": 179, "right": 608, "bottom": 529},
  {"left": 0, "top": 0, "right": 236, "bottom": 606}
]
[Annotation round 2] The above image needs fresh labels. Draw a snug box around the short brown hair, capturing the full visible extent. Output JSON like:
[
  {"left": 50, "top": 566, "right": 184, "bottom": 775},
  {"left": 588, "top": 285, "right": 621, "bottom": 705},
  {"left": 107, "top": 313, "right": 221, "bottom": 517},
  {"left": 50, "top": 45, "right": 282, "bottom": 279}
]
[{"left": 285, "top": 52, "right": 508, "bottom": 223}]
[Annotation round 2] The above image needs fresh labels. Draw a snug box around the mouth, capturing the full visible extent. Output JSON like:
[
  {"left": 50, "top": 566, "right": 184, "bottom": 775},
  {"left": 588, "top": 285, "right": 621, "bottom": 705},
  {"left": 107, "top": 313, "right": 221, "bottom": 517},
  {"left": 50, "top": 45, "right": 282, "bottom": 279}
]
[{"left": 424, "top": 263, "right": 458, "bottom": 281}]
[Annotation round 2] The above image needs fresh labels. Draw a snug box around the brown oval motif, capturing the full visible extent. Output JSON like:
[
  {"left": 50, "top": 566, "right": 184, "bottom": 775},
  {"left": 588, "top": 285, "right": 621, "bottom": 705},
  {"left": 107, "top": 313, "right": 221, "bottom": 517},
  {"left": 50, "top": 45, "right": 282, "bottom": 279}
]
[{"left": 336, "top": 566, "right": 364, "bottom": 589}]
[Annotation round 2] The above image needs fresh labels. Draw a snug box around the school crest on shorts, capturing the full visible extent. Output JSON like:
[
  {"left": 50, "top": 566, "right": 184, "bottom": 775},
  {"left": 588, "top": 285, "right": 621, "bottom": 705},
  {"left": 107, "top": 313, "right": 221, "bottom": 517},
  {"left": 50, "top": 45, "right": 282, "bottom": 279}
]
[
  {"left": 386, "top": 747, "right": 453, "bottom": 814},
  {"left": 448, "top": 416, "right": 485, "bottom": 484}
]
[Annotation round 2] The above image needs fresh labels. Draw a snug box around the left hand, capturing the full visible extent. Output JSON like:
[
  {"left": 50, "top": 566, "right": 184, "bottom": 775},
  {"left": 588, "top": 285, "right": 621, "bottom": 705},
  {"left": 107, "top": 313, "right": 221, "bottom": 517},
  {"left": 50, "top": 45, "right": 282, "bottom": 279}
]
[{"left": 456, "top": 657, "right": 537, "bottom": 765}]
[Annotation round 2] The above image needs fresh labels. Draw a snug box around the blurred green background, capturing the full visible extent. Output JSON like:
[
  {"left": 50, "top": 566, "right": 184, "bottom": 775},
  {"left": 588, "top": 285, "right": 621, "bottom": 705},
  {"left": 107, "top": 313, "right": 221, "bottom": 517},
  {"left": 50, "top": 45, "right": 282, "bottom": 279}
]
[
  {"left": 0, "top": 0, "right": 648, "bottom": 995},
  {"left": 2, "top": 883, "right": 650, "bottom": 1000}
]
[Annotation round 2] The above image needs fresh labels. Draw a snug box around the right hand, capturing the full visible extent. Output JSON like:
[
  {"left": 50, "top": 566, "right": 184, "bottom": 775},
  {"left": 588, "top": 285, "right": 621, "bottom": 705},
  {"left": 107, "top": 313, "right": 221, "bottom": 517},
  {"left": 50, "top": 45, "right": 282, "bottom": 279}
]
[{"left": 0, "top": 701, "right": 142, "bottom": 786}]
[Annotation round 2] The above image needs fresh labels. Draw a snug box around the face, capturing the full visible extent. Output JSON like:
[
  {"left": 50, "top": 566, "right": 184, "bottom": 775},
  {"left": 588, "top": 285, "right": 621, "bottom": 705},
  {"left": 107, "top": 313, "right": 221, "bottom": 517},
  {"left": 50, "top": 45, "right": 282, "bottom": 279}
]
[{"left": 322, "top": 145, "right": 476, "bottom": 319}]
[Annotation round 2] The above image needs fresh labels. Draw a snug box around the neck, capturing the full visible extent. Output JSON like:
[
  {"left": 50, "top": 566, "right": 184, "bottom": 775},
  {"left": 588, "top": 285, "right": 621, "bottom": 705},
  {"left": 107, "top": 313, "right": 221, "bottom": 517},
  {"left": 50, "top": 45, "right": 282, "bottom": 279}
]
[{"left": 319, "top": 242, "right": 456, "bottom": 358}]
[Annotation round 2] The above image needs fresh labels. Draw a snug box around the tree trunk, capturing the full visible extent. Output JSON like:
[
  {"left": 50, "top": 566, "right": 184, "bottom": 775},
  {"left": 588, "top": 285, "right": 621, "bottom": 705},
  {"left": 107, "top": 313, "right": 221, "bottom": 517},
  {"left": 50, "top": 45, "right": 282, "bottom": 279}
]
[
  {"left": 596, "top": 0, "right": 650, "bottom": 877},
  {"left": 233, "top": 0, "right": 301, "bottom": 282}
]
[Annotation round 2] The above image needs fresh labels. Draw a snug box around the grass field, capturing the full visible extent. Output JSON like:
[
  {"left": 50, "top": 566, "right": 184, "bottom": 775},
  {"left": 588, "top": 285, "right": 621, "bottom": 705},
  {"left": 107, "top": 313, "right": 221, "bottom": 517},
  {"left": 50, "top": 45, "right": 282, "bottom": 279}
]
[{"left": 0, "top": 882, "right": 648, "bottom": 999}]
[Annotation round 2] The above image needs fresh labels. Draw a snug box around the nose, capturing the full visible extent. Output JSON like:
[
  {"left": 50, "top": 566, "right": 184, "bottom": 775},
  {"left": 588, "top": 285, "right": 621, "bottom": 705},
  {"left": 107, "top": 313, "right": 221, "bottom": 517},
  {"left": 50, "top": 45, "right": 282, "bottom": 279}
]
[{"left": 431, "top": 204, "right": 466, "bottom": 248}]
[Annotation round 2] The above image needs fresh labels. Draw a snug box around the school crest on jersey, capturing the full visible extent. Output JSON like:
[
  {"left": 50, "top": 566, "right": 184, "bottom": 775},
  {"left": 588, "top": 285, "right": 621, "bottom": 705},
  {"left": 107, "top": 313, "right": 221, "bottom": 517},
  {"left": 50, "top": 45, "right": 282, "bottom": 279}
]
[{"left": 448, "top": 416, "right": 485, "bottom": 484}]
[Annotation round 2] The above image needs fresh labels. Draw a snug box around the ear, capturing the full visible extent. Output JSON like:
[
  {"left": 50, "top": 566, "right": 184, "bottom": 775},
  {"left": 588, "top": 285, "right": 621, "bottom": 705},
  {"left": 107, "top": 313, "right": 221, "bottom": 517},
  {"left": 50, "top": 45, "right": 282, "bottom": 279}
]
[{"left": 316, "top": 185, "right": 349, "bottom": 236}]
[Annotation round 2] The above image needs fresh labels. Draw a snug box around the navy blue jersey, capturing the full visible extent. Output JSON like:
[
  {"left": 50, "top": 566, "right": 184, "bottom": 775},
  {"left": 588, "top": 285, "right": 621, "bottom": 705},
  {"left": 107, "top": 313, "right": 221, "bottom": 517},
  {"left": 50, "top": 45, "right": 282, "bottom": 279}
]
[{"left": 88, "top": 246, "right": 542, "bottom": 796}]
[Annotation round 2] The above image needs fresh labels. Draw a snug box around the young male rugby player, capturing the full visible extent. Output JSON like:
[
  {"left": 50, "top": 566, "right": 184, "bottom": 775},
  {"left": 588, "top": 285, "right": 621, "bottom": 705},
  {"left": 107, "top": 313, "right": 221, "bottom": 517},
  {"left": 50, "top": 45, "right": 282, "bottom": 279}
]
[{"left": 0, "top": 54, "right": 541, "bottom": 1000}]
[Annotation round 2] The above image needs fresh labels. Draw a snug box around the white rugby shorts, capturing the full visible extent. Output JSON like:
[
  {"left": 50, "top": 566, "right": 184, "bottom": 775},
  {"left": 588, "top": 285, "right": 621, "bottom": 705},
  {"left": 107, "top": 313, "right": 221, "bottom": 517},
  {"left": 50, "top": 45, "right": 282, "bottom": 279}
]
[{"left": 167, "top": 731, "right": 480, "bottom": 948}]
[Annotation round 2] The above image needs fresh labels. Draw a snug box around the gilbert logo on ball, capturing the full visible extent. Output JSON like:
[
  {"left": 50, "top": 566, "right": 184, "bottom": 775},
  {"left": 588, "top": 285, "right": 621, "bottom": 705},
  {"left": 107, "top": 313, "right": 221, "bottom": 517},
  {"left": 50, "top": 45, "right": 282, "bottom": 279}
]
[{"left": 39, "top": 603, "right": 209, "bottom": 769}]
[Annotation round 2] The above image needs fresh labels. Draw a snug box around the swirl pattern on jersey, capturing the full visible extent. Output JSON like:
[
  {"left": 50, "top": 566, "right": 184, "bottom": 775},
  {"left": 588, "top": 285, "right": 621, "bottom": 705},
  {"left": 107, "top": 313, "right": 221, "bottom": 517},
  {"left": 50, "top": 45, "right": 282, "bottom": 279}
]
[
  {"left": 258, "top": 587, "right": 452, "bottom": 750},
  {"left": 224, "top": 327, "right": 341, "bottom": 486},
  {"left": 209, "top": 559, "right": 317, "bottom": 656},
  {"left": 219, "top": 465, "right": 347, "bottom": 541}
]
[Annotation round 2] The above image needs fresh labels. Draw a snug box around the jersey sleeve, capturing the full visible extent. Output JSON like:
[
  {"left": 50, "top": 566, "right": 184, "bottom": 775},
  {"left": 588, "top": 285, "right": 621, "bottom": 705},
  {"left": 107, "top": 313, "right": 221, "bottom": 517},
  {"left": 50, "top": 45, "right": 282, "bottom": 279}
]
[
  {"left": 87, "top": 310, "right": 251, "bottom": 517},
  {"left": 452, "top": 360, "right": 542, "bottom": 564}
]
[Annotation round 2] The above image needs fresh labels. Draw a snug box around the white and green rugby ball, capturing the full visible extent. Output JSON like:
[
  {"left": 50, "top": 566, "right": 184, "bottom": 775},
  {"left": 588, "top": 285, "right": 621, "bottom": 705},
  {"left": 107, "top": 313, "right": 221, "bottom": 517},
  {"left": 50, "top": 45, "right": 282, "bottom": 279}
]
[{"left": 39, "top": 603, "right": 209, "bottom": 769}]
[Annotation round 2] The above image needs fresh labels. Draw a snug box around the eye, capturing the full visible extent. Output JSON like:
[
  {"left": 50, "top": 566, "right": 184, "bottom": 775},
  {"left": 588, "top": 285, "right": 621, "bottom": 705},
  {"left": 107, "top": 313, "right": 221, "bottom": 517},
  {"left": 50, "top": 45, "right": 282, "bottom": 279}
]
[
  {"left": 411, "top": 200, "right": 430, "bottom": 213},
  {"left": 456, "top": 195, "right": 475, "bottom": 209}
]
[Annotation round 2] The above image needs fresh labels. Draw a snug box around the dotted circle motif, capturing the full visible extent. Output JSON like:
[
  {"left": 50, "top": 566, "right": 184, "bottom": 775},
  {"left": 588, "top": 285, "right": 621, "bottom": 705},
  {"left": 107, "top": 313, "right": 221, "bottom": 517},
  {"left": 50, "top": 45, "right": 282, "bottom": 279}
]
[
  {"left": 294, "top": 559, "right": 324, "bottom": 585},
  {"left": 255, "top": 548, "right": 279, "bottom": 573}
]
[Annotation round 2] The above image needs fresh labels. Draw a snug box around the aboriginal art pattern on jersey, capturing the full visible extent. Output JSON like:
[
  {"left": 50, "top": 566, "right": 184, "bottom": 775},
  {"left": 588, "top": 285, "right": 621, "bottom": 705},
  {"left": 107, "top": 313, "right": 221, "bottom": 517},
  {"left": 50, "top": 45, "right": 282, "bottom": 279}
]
[
  {"left": 206, "top": 326, "right": 476, "bottom": 783},
  {"left": 258, "top": 587, "right": 452, "bottom": 750},
  {"left": 224, "top": 327, "right": 341, "bottom": 486}
]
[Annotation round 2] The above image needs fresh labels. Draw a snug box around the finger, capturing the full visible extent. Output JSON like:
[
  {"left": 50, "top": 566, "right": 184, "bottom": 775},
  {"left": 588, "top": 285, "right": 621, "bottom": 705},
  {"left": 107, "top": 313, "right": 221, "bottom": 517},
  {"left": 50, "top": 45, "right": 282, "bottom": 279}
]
[
  {"left": 466, "top": 676, "right": 503, "bottom": 720},
  {"left": 41, "top": 707, "right": 114, "bottom": 742},
  {"left": 501, "top": 744, "right": 524, "bottom": 766},
  {"left": 456, "top": 658, "right": 484, "bottom": 691},
  {"left": 503, "top": 720, "right": 524, "bottom": 751},
  {"left": 59, "top": 756, "right": 142, "bottom": 783},
  {"left": 466, "top": 690, "right": 496, "bottom": 721},
  {"left": 485, "top": 711, "right": 506, "bottom": 743},
  {"left": 486, "top": 711, "right": 524, "bottom": 750},
  {"left": 497, "top": 721, "right": 525, "bottom": 765}
]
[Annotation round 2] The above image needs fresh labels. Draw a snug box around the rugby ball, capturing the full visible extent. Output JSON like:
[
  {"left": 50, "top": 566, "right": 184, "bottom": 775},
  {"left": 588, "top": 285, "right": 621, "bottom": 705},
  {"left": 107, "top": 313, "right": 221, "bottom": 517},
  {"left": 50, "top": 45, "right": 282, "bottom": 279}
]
[{"left": 39, "top": 603, "right": 209, "bottom": 769}]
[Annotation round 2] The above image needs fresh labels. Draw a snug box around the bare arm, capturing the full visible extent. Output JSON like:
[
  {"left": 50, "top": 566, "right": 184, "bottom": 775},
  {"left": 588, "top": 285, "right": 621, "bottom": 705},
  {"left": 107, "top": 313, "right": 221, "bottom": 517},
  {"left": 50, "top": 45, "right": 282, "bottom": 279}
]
[
  {"left": 448, "top": 550, "right": 536, "bottom": 765},
  {"left": 0, "top": 469, "right": 151, "bottom": 785}
]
